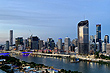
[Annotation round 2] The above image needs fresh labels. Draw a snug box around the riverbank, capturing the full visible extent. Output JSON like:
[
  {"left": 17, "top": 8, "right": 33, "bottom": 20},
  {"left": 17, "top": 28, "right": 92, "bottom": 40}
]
[
  {"left": 70, "top": 55, "right": 110, "bottom": 65},
  {"left": 30, "top": 52, "right": 110, "bottom": 65},
  {"left": 2, "top": 51, "right": 110, "bottom": 65},
  {"left": 14, "top": 54, "right": 110, "bottom": 73},
  {"left": 0, "top": 55, "right": 82, "bottom": 73}
]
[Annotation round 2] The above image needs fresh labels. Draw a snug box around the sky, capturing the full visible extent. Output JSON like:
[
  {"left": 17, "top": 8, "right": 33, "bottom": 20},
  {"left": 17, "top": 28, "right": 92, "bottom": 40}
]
[{"left": 0, "top": 0, "right": 110, "bottom": 44}]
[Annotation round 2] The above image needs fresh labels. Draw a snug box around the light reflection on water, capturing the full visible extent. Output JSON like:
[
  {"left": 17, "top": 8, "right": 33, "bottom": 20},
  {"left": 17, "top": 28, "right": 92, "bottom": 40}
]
[
  {"left": 14, "top": 55, "right": 110, "bottom": 73},
  {"left": 90, "top": 62, "right": 93, "bottom": 68}
]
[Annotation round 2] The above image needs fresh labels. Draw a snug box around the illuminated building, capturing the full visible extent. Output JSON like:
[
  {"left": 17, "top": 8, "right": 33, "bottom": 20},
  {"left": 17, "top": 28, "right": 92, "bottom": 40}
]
[
  {"left": 96, "top": 24, "right": 101, "bottom": 51},
  {"left": 78, "top": 20, "right": 89, "bottom": 55}
]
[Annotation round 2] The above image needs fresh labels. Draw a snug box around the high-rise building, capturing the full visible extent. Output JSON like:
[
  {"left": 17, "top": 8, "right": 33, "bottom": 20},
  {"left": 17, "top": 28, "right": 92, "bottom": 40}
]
[
  {"left": 89, "top": 42, "right": 96, "bottom": 52},
  {"left": 44, "top": 42, "right": 48, "bottom": 48},
  {"left": 58, "top": 38, "right": 62, "bottom": 50},
  {"left": 28, "top": 36, "right": 39, "bottom": 50},
  {"left": 24, "top": 39, "right": 28, "bottom": 50},
  {"left": 10, "top": 30, "right": 13, "bottom": 45},
  {"left": 104, "top": 35, "right": 109, "bottom": 44},
  {"left": 28, "top": 38, "right": 32, "bottom": 49},
  {"left": 106, "top": 44, "right": 110, "bottom": 55},
  {"left": 15, "top": 37, "right": 23, "bottom": 50},
  {"left": 39, "top": 40, "right": 43, "bottom": 50},
  {"left": 62, "top": 43, "right": 65, "bottom": 51},
  {"left": 64, "top": 37, "right": 70, "bottom": 54},
  {"left": 90, "top": 35, "right": 95, "bottom": 43},
  {"left": 6, "top": 41, "right": 9, "bottom": 50},
  {"left": 78, "top": 20, "right": 89, "bottom": 55},
  {"left": 96, "top": 24, "right": 101, "bottom": 51},
  {"left": 47, "top": 38, "right": 55, "bottom": 49},
  {"left": 72, "top": 38, "right": 78, "bottom": 47},
  {"left": 102, "top": 42, "right": 106, "bottom": 52}
]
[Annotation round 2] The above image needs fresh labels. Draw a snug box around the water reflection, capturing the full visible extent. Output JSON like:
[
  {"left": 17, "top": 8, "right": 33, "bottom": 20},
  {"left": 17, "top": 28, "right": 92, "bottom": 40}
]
[
  {"left": 63, "top": 58, "right": 68, "bottom": 63},
  {"left": 90, "top": 62, "right": 93, "bottom": 68},
  {"left": 14, "top": 55, "right": 110, "bottom": 73}
]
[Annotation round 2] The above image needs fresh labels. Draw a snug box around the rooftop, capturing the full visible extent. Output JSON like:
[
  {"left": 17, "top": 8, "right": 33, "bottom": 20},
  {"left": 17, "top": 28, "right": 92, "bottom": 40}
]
[{"left": 78, "top": 20, "right": 88, "bottom": 26}]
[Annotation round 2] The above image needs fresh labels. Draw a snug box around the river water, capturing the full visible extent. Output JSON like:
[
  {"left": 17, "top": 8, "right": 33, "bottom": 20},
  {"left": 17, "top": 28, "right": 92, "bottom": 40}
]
[{"left": 14, "top": 55, "right": 110, "bottom": 73}]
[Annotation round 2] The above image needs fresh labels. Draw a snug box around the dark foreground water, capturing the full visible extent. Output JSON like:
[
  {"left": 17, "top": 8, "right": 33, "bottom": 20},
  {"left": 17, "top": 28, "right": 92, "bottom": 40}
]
[{"left": 14, "top": 55, "right": 110, "bottom": 73}]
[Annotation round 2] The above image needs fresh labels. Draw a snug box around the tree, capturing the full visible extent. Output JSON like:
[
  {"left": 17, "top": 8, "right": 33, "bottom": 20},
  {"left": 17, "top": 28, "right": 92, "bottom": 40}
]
[{"left": 95, "top": 51, "right": 99, "bottom": 58}]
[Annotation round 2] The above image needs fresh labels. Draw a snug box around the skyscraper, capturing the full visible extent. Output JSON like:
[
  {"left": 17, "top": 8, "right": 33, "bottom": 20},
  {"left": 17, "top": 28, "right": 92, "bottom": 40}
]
[
  {"left": 72, "top": 38, "right": 78, "bottom": 47},
  {"left": 102, "top": 42, "right": 106, "bottom": 52},
  {"left": 104, "top": 35, "right": 109, "bottom": 44},
  {"left": 24, "top": 39, "right": 28, "bottom": 50},
  {"left": 47, "top": 38, "right": 55, "bottom": 49},
  {"left": 6, "top": 41, "right": 9, "bottom": 50},
  {"left": 78, "top": 20, "right": 89, "bottom": 55},
  {"left": 15, "top": 37, "right": 23, "bottom": 50},
  {"left": 64, "top": 37, "right": 70, "bottom": 54},
  {"left": 28, "top": 36, "right": 39, "bottom": 50},
  {"left": 39, "top": 40, "right": 43, "bottom": 50},
  {"left": 10, "top": 30, "right": 13, "bottom": 45},
  {"left": 96, "top": 24, "right": 101, "bottom": 51},
  {"left": 58, "top": 38, "right": 62, "bottom": 50}
]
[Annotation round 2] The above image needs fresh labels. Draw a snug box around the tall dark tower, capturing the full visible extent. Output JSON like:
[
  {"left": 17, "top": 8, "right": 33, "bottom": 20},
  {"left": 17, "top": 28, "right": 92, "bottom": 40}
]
[
  {"left": 10, "top": 30, "right": 13, "bottom": 45},
  {"left": 96, "top": 24, "right": 101, "bottom": 51},
  {"left": 78, "top": 20, "right": 89, "bottom": 55}
]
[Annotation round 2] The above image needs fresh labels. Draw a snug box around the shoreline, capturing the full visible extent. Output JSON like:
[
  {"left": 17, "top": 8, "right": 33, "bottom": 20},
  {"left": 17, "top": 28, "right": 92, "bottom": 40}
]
[
  {"left": 0, "top": 55, "right": 82, "bottom": 73},
  {"left": 2, "top": 51, "right": 110, "bottom": 65}
]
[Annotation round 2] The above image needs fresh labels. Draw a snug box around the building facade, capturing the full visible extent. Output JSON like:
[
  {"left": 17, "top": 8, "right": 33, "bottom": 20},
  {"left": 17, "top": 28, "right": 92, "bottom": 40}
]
[
  {"left": 72, "top": 38, "right": 78, "bottom": 47},
  {"left": 29, "top": 36, "right": 39, "bottom": 50},
  {"left": 58, "top": 38, "right": 62, "bottom": 50},
  {"left": 78, "top": 20, "right": 89, "bottom": 55},
  {"left": 96, "top": 24, "right": 101, "bottom": 51},
  {"left": 15, "top": 37, "right": 23, "bottom": 50},
  {"left": 104, "top": 35, "right": 109, "bottom": 44},
  {"left": 10, "top": 30, "right": 13, "bottom": 45},
  {"left": 47, "top": 38, "right": 55, "bottom": 49},
  {"left": 102, "top": 42, "right": 106, "bottom": 52},
  {"left": 6, "top": 41, "right": 9, "bottom": 50},
  {"left": 39, "top": 40, "right": 43, "bottom": 50},
  {"left": 106, "top": 44, "right": 110, "bottom": 55},
  {"left": 90, "top": 35, "right": 95, "bottom": 43},
  {"left": 23, "top": 39, "right": 28, "bottom": 50},
  {"left": 64, "top": 37, "right": 70, "bottom": 54}
]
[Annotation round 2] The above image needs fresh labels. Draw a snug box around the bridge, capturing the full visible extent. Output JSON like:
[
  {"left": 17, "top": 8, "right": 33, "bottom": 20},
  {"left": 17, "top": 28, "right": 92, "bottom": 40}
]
[
  {"left": 32, "top": 52, "right": 70, "bottom": 57},
  {"left": 0, "top": 51, "right": 70, "bottom": 57}
]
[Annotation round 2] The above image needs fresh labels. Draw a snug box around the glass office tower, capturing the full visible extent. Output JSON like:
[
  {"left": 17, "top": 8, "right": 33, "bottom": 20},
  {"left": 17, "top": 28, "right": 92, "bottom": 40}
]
[
  {"left": 96, "top": 24, "right": 101, "bottom": 51},
  {"left": 78, "top": 20, "right": 89, "bottom": 55}
]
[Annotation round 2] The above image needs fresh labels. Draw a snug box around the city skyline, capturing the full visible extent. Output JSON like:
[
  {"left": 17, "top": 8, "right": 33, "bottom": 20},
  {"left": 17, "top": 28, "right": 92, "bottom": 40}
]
[{"left": 0, "top": 0, "right": 110, "bottom": 44}]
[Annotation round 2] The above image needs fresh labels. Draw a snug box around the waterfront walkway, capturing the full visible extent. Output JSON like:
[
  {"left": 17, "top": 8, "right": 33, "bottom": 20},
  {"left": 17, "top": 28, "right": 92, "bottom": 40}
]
[
  {"left": 1, "top": 51, "right": 70, "bottom": 57},
  {"left": 71, "top": 55, "right": 110, "bottom": 63},
  {"left": 1, "top": 50, "right": 110, "bottom": 63},
  {"left": 32, "top": 52, "right": 70, "bottom": 57}
]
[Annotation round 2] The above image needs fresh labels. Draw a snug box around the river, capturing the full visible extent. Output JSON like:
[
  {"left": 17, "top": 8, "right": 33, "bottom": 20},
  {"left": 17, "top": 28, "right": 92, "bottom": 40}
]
[{"left": 13, "top": 55, "right": 110, "bottom": 73}]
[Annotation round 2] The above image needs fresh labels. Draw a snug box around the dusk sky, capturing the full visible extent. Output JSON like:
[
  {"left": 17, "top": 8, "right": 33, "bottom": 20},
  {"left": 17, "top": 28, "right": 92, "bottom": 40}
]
[{"left": 0, "top": 0, "right": 110, "bottom": 44}]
